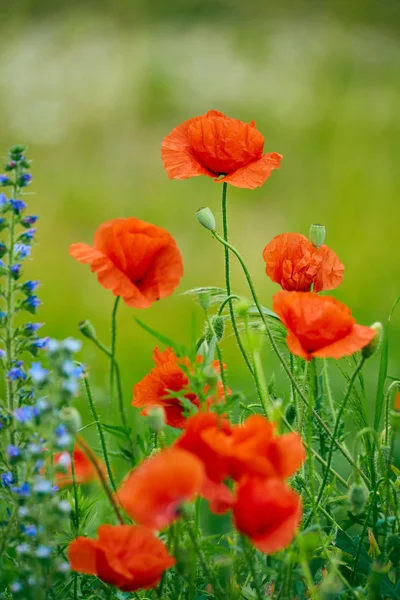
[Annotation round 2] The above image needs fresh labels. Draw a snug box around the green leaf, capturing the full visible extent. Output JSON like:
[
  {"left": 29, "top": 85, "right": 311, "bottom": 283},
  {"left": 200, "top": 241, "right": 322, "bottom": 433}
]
[
  {"left": 135, "top": 318, "right": 186, "bottom": 356},
  {"left": 102, "top": 422, "right": 131, "bottom": 441}
]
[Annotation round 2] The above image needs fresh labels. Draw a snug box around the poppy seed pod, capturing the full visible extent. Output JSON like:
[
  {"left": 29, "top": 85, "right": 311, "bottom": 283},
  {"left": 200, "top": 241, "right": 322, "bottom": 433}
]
[
  {"left": 196, "top": 207, "right": 216, "bottom": 232},
  {"left": 147, "top": 407, "right": 166, "bottom": 434},
  {"left": 309, "top": 223, "right": 326, "bottom": 249},
  {"left": 362, "top": 322, "right": 383, "bottom": 358}
]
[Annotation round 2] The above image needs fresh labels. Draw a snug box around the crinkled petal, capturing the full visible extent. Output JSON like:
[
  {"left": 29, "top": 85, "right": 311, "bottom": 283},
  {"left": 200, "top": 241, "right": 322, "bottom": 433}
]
[
  {"left": 313, "top": 245, "right": 344, "bottom": 293},
  {"left": 68, "top": 537, "right": 98, "bottom": 575},
  {"left": 69, "top": 243, "right": 104, "bottom": 264},
  {"left": 311, "top": 324, "right": 376, "bottom": 359},
  {"left": 219, "top": 152, "right": 282, "bottom": 189}
]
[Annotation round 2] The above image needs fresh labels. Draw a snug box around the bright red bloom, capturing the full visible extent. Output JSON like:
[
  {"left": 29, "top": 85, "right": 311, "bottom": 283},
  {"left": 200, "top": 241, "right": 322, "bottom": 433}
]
[
  {"left": 132, "top": 347, "right": 226, "bottom": 428},
  {"left": 263, "top": 233, "right": 344, "bottom": 292},
  {"left": 68, "top": 524, "right": 175, "bottom": 591},
  {"left": 203, "top": 414, "right": 305, "bottom": 481},
  {"left": 273, "top": 291, "right": 376, "bottom": 360},
  {"left": 233, "top": 478, "right": 302, "bottom": 554},
  {"left": 115, "top": 448, "right": 204, "bottom": 530},
  {"left": 161, "top": 110, "right": 282, "bottom": 190},
  {"left": 69, "top": 218, "right": 183, "bottom": 308},
  {"left": 54, "top": 444, "right": 106, "bottom": 488}
]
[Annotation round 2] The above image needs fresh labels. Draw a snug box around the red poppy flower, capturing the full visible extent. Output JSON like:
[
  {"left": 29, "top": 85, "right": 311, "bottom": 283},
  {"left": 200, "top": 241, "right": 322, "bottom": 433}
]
[
  {"left": 68, "top": 524, "right": 175, "bottom": 591},
  {"left": 161, "top": 110, "right": 282, "bottom": 190},
  {"left": 115, "top": 448, "right": 204, "bottom": 530},
  {"left": 263, "top": 233, "right": 344, "bottom": 292},
  {"left": 273, "top": 291, "right": 376, "bottom": 360},
  {"left": 233, "top": 478, "right": 302, "bottom": 554},
  {"left": 69, "top": 218, "right": 183, "bottom": 308},
  {"left": 132, "top": 347, "right": 226, "bottom": 428},
  {"left": 175, "top": 412, "right": 233, "bottom": 484},
  {"left": 203, "top": 414, "right": 305, "bottom": 481},
  {"left": 54, "top": 444, "right": 106, "bottom": 488}
]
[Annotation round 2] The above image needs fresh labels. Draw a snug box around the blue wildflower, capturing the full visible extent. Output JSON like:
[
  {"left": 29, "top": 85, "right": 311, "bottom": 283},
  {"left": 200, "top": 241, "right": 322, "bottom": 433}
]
[
  {"left": 23, "top": 524, "right": 37, "bottom": 537},
  {"left": 61, "top": 360, "right": 83, "bottom": 378},
  {"left": 10, "top": 582, "right": 23, "bottom": 594},
  {"left": 16, "top": 543, "right": 30, "bottom": 554},
  {"left": 21, "top": 215, "right": 38, "bottom": 227},
  {"left": 14, "top": 244, "right": 31, "bottom": 259},
  {"left": 29, "top": 362, "right": 49, "bottom": 385},
  {"left": 27, "top": 443, "right": 42, "bottom": 457},
  {"left": 62, "top": 379, "right": 79, "bottom": 396},
  {"left": 0, "top": 175, "right": 11, "bottom": 186},
  {"left": 63, "top": 338, "right": 82, "bottom": 353},
  {"left": 10, "top": 264, "right": 22, "bottom": 279},
  {"left": 0, "top": 312, "right": 7, "bottom": 325},
  {"left": 35, "top": 398, "right": 50, "bottom": 412},
  {"left": 12, "top": 482, "right": 30, "bottom": 497},
  {"left": 31, "top": 336, "right": 49, "bottom": 350},
  {"left": 0, "top": 193, "right": 8, "bottom": 206},
  {"left": 1, "top": 471, "right": 13, "bottom": 487},
  {"left": 8, "top": 445, "right": 20, "bottom": 459},
  {"left": 55, "top": 424, "right": 67, "bottom": 438},
  {"left": 21, "top": 280, "right": 40, "bottom": 295},
  {"left": 22, "top": 295, "right": 41, "bottom": 313},
  {"left": 34, "top": 459, "right": 44, "bottom": 472},
  {"left": 33, "top": 480, "right": 53, "bottom": 495},
  {"left": 10, "top": 199, "right": 26, "bottom": 213},
  {"left": 8, "top": 366, "right": 26, "bottom": 381},
  {"left": 19, "top": 173, "right": 33, "bottom": 187},
  {"left": 0, "top": 349, "right": 5, "bottom": 358},
  {"left": 19, "top": 228, "right": 36, "bottom": 243},
  {"left": 24, "top": 322, "right": 43, "bottom": 334},
  {"left": 36, "top": 546, "right": 51, "bottom": 559},
  {"left": 15, "top": 406, "right": 35, "bottom": 424}
]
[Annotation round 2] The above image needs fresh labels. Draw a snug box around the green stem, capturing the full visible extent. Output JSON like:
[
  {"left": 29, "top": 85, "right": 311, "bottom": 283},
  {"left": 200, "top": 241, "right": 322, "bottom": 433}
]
[
  {"left": 83, "top": 375, "right": 118, "bottom": 493},
  {"left": 205, "top": 312, "right": 228, "bottom": 400},
  {"left": 0, "top": 505, "right": 18, "bottom": 557},
  {"left": 217, "top": 294, "right": 241, "bottom": 316},
  {"left": 110, "top": 296, "right": 120, "bottom": 402},
  {"left": 241, "top": 537, "right": 264, "bottom": 600},
  {"left": 185, "top": 520, "right": 224, "bottom": 600},
  {"left": 314, "top": 358, "right": 366, "bottom": 511},
  {"left": 306, "top": 359, "right": 319, "bottom": 525},
  {"left": 70, "top": 455, "right": 79, "bottom": 600},
  {"left": 220, "top": 183, "right": 254, "bottom": 376},
  {"left": 212, "top": 230, "right": 369, "bottom": 484}
]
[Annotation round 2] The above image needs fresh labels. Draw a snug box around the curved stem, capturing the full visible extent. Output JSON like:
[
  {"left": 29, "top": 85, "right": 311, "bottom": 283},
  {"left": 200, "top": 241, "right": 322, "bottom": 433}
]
[
  {"left": 83, "top": 375, "right": 118, "bottom": 493},
  {"left": 217, "top": 293, "right": 241, "bottom": 316},
  {"left": 314, "top": 358, "right": 365, "bottom": 512},
  {"left": 220, "top": 183, "right": 254, "bottom": 376},
  {"left": 212, "top": 230, "right": 369, "bottom": 484}
]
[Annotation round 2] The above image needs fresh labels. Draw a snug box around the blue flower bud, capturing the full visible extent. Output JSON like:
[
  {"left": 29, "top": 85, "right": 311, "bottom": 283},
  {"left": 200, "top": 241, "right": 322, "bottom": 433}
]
[
  {"left": 21, "top": 280, "right": 40, "bottom": 295},
  {"left": 18, "top": 173, "right": 32, "bottom": 188},
  {"left": 8, "top": 366, "right": 26, "bottom": 381},
  {"left": 10, "top": 264, "right": 22, "bottom": 280},
  {"left": 20, "top": 215, "right": 38, "bottom": 228},
  {"left": 7, "top": 444, "right": 20, "bottom": 459},
  {"left": 14, "top": 244, "right": 31, "bottom": 259},
  {"left": 0, "top": 175, "right": 11, "bottom": 186},
  {"left": 22, "top": 295, "right": 41, "bottom": 313},
  {"left": 19, "top": 228, "right": 36, "bottom": 243},
  {"left": 15, "top": 406, "right": 35, "bottom": 424},
  {"left": 1, "top": 471, "right": 13, "bottom": 487},
  {"left": 10, "top": 199, "right": 26, "bottom": 213}
]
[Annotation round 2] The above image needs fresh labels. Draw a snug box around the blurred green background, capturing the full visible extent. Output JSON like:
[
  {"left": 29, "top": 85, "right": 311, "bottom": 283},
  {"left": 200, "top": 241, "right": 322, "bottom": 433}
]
[{"left": 1, "top": 0, "right": 399, "bottom": 424}]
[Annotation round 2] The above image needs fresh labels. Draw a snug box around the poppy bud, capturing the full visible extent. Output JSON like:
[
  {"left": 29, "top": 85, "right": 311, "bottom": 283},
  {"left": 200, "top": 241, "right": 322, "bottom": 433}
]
[
  {"left": 386, "top": 534, "right": 400, "bottom": 566},
  {"left": 235, "top": 300, "right": 250, "bottom": 319},
  {"left": 197, "top": 339, "right": 209, "bottom": 358},
  {"left": 202, "top": 365, "right": 219, "bottom": 391},
  {"left": 78, "top": 320, "right": 97, "bottom": 341},
  {"left": 205, "top": 315, "right": 224, "bottom": 343},
  {"left": 362, "top": 322, "right": 383, "bottom": 359},
  {"left": 59, "top": 407, "right": 82, "bottom": 434},
  {"left": 198, "top": 291, "right": 211, "bottom": 311},
  {"left": 348, "top": 483, "right": 368, "bottom": 515},
  {"left": 147, "top": 407, "right": 165, "bottom": 434},
  {"left": 309, "top": 223, "right": 326, "bottom": 249},
  {"left": 196, "top": 207, "right": 216, "bottom": 232}
]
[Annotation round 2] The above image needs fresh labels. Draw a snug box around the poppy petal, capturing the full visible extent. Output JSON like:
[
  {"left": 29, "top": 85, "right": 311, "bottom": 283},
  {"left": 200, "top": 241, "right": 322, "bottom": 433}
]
[
  {"left": 68, "top": 537, "right": 98, "bottom": 575},
  {"left": 313, "top": 245, "right": 344, "bottom": 293},
  {"left": 219, "top": 152, "right": 282, "bottom": 189},
  {"left": 311, "top": 324, "right": 376, "bottom": 359},
  {"left": 69, "top": 243, "right": 104, "bottom": 264},
  {"left": 201, "top": 477, "right": 235, "bottom": 515}
]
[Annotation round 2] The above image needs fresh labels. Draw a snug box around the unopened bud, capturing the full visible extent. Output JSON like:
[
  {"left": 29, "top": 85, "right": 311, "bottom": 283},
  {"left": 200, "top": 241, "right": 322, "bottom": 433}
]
[
  {"left": 202, "top": 365, "right": 219, "bottom": 391},
  {"left": 59, "top": 407, "right": 82, "bottom": 434},
  {"left": 309, "top": 223, "right": 326, "bottom": 248},
  {"left": 196, "top": 207, "right": 216, "bottom": 232},
  {"left": 362, "top": 322, "right": 383, "bottom": 359},
  {"left": 348, "top": 483, "right": 368, "bottom": 515},
  {"left": 235, "top": 299, "right": 250, "bottom": 319},
  {"left": 147, "top": 407, "right": 165, "bottom": 434},
  {"left": 197, "top": 339, "right": 209, "bottom": 358},
  {"left": 198, "top": 291, "right": 211, "bottom": 312},
  {"left": 285, "top": 404, "right": 296, "bottom": 425},
  {"left": 79, "top": 320, "right": 97, "bottom": 341}
]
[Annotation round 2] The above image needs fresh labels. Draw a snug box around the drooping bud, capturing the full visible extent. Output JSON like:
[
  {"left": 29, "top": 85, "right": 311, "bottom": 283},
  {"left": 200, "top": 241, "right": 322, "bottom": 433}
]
[
  {"left": 362, "top": 322, "right": 383, "bottom": 359},
  {"left": 196, "top": 207, "right": 216, "bottom": 232},
  {"left": 309, "top": 223, "right": 326, "bottom": 248},
  {"left": 59, "top": 407, "right": 82, "bottom": 434},
  {"left": 198, "top": 291, "right": 211, "bottom": 312},
  {"left": 147, "top": 407, "right": 165, "bottom": 434},
  {"left": 78, "top": 320, "right": 97, "bottom": 341},
  {"left": 348, "top": 483, "right": 368, "bottom": 515},
  {"left": 205, "top": 315, "right": 225, "bottom": 343}
]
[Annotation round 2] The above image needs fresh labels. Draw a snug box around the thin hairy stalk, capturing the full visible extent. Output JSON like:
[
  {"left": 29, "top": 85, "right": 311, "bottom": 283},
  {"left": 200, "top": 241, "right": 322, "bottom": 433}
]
[
  {"left": 241, "top": 537, "right": 264, "bottom": 600},
  {"left": 76, "top": 435, "right": 124, "bottom": 524},
  {"left": 205, "top": 312, "right": 228, "bottom": 399},
  {"left": 314, "top": 359, "right": 366, "bottom": 510},
  {"left": 185, "top": 520, "right": 224, "bottom": 600},
  {"left": 83, "top": 375, "right": 118, "bottom": 492},
  {"left": 217, "top": 293, "right": 241, "bottom": 316},
  {"left": 306, "top": 360, "right": 319, "bottom": 525},
  {"left": 110, "top": 296, "right": 120, "bottom": 400},
  {"left": 220, "top": 182, "right": 254, "bottom": 376},
  {"left": 212, "top": 230, "right": 369, "bottom": 483},
  {"left": 384, "top": 381, "right": 400, "bottom": 444},
  {"left": 352, "top": 478, "right": 385, "bottom": 583},
  {"left": 70, "top": 454, "right": 79, "bottom": 600},
  {"left": 243, "top": 312, "right": 269, "bottom": 416},
  {"left": 323, "top": 359, "right": 337, "bottom": 422}
]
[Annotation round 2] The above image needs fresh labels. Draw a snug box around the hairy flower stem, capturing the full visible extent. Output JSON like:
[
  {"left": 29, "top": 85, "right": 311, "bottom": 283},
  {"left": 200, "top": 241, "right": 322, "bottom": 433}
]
[
  {"left": 76, "top": 435, "right": 124, "bottom": 524},
  {"left": 185, "top": 520, "right": 225, "bottom": 600},
  {"left": 205, "top": 311, "right": 228, "bottom": 399},
  {"left": 110, "top": 296, "right": 120, "bottom": 403},
  {"left": 241, "top": 537, "right": 264, "bottom": 600},
  {"left": 307, "top": 359, "right": 319, "bottom": 525},
  {"left": 314, "top": 358, "right": 366, "bottom": 511},
  {"left": 212, "top": 230, "right": 369, "bottom": 485},
  {"left": 70, "top": 455, "right": 79, "bottom": 600},
  {"left": 221, "top": 183, "right": 254, "bottom": 376},
  {"left": 83, "top": 375, "right": 118, "bottom": 493}
]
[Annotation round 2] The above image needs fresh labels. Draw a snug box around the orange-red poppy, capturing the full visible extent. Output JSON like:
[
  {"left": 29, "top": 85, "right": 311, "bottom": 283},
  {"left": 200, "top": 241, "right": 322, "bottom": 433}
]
[
  {"left": 132, "top": 347, "right": 226, "bottom": 428},
  {"left": 233, "top": 478, "right": 302, "bottom": 554},
  {"left": 263, "top": 233, "right": 344, "bottom": 292},
  {"left": 115, "top": 448, "right": 204, "bottom": 530},
  {"left": 273, "top": 291, "right": 376, "bottom": 360},
  {"left": 68, "top": 524, "right": 175, "bottom": 591},
  {"left": 161, "top": 110, "right": 282, "bottom": 190},
  {"left": 54, "top": 444, "right": 106, "bottom": 488},
  {"left": 203, "top": 414, "right": 305, "bottom": 482},
  {"left": 69, "top": 218, "right": 183, "bottom": 308}
]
